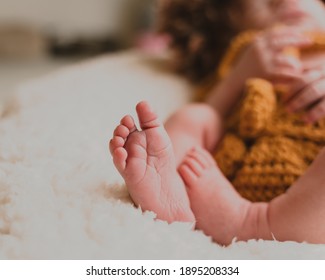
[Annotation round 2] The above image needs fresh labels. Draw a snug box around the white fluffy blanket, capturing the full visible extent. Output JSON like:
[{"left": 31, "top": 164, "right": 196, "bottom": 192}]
[{"left": 0, "top": 51, "right": 324, "bottom": 259}]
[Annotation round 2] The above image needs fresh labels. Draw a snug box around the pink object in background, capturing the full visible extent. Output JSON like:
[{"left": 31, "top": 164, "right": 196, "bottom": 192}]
[{"left": 136, "top": 32, "right": 170, "bottom": 54}]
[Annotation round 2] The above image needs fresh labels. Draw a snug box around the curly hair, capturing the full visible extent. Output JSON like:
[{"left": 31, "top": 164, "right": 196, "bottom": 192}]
[
  {"left": 158, "top": 0, "right": 325, "bottom": 84},
  {"left": 157, "top": 0, "right": 243, "bottom": 84}
]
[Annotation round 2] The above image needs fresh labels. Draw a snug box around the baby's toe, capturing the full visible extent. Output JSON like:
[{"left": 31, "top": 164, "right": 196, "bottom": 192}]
[
  {"left": 178, "top": 163, "right": 198, "bottom": 187},
  {"left": 109, "top": 136, "right": 125, "bottom": 154},
  {"left": 196, "top": 147, "right": 217, "bottom": 167},
  {"left": 112, "top": 147, "right": 128, "bottom": 172},
  {"left": 188, "top": 147, "right": 216, "bottom": 169},
  {"left": 113, "top": 124, "right": 130, "bottom": 139},
  {"left": 136, "top": 101, "right": 161, "bottom": 130},
  {"left": 120, "top": 115, "right": 137, "bottom": 133},
  {"left": 182, "top": 156, "right": 204, "bottom": 176}
]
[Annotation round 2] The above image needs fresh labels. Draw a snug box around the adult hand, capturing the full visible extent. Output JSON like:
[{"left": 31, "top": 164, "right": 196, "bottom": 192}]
[
  {"left": 235, "top": 27, "right": 312, "bottom": 82},
  {"left": 283, "top": 67, "right": 325, "bottom": 123}
]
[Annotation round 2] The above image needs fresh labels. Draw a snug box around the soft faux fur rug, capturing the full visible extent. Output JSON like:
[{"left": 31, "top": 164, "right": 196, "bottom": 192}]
[{"left": 0, "top": 51, "right": 324, "bottom": 259}]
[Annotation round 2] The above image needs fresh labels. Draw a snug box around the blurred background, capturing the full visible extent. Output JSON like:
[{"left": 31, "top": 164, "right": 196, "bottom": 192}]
[{"left": 0, "top": 0, "right": 164, "bottom": 108}]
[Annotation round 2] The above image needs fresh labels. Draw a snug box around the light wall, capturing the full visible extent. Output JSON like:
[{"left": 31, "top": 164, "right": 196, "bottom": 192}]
[{"left": 0, "top": 0, "right": 149, "bottom": 41}]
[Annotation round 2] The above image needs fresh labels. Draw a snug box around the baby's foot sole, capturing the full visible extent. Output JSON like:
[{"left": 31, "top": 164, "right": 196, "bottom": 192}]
[{"left": 110, "top": 101, "right": 194, "bottom": 223}]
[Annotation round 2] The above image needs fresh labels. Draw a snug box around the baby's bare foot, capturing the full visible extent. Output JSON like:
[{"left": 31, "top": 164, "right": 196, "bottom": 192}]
[
  {"left": 109, "top": 101, "right": 194, "bottom": 223},
  {"left": 178, "top": 147, "right": 252, "bottom": 245}
]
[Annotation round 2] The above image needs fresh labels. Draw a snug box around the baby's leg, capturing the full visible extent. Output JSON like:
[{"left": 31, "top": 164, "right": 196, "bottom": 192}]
[
  {"left": 268, "top": 148, "right": 325, "bottom": 243},
  {"left": 164, "top": 103, "right": 223, "bottom": 165},
  {"left": 178, "top": 147, "right": 273, "bottom": 245},
  {"left": 179, "top": 146, "right": 325, "bottom": 245}
]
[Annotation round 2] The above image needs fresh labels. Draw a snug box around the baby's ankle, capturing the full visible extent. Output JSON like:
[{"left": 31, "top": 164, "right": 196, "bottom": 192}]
[{"left": 239, "top": 202, "right": 273, "bottom": 241}]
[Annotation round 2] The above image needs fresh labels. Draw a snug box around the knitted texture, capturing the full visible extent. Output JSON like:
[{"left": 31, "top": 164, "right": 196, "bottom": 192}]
[{"left": 213, "top": 31, "right": 325, "bottom": 202}]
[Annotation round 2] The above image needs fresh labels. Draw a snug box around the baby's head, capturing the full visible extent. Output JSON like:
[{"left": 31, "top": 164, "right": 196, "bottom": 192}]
[{"left": 158, "top": 0, "right": 325, "bottom": 83}]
